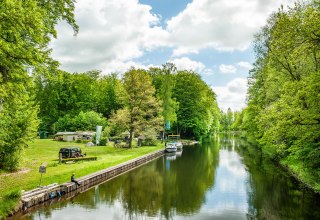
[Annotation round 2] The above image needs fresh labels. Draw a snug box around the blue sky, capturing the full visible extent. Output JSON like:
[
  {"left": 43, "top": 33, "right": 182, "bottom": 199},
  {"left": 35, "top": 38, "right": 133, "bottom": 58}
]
[{"left": 50, "top": 0, "right": 293, "bottom": 111}]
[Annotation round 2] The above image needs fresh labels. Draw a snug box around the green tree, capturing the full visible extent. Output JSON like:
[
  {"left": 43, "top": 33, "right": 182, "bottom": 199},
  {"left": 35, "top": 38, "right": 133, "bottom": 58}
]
[
  {"left": 55, "top": 111, "right": 107, "bottom": 132},
  {"left": 219, "top": 108, "right": 234, "bottom": 131},
  {"left": 244, "top": 1, "right": 320, "bottom": 183},
  {"left": 173, "top": 71, "right": 220, "bottom": 139},
  {"left": 35, "top": 70, "right": 126, "bottom": 134},
  {"left": 0, "top": 0, "right": 77, "bottom": 170},
  {"left": 148, "top": 63, "right": 179, "bottom": 134},
  {"left": 34, "top": 69, "right": 87, "bottom": 133},
  {"left": 232, "top": 111, "right": 243, "bottom": 131},
  {"left": 108, "top": 108, "right": 130, "bottom": 137},
  {"left": 96, "top": 73, "right": 126, "bottom": 118},
  {"left": 123, "top": 68, "right": 163, "bottom": 148}
]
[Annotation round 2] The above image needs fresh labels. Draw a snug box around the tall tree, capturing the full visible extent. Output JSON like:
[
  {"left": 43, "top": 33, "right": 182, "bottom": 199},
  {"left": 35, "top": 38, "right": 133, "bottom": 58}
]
[
  {"left": 0, "top": 0, "right": 77, "bottom": 170},
  {"left": 55, "top": 111, "right": 108, "bottom": 132},
  {"left": 123, "top": 68, "right": 163, "bottom": 148},
  {"left": 173, "top": 71, "right": 220, "bottom": 139},
  {"left": 148, "top": 63, "right": 178, "bottom": 132},
  {"left": 244, "top": 1, "right": 320, "bottom": 181},
  {"left": 96, "top": 73, "right": 126, "bottom": 118}
]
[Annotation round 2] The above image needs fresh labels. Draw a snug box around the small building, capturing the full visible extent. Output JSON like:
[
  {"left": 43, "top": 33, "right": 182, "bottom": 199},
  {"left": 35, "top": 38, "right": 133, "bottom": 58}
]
[
  {"left": 54, "top": 132, "right": 78, "bottom": 142},
  {"left": 77, "top": 131, "right": 95, "bottom": 140},
  {"left": 54, "top": 131, "right": 96, "bottom": 142}
]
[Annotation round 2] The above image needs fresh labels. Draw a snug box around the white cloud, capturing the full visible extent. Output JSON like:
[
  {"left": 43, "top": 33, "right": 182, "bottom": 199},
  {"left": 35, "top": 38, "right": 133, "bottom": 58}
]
[
  {"left": 203, "top": 68, "right": 214, "bottom": 76},
  {"left": 101, "top": 60, "right": 156, "bottom": 74},
  {"left": 169, "top": 57, "right": 213, "bottom": 75},
  {"left": 237, "top": 61, "right": 253, "bottom": 70},
  {"left": 50, "top": 0, "right": 169, "bottom": 73},
  {"left": 212, "top": 78, "right": 248, "bottom": 111},
  {"left": 219, "top": 64, "right": 237, "bottom": 74},
  {"left": 49, "top": 0, "right": 294, "bottom": 74},
  {"left": 170, "top": 57, "right": 205, "bottom": 72},
  {"left": 172, "top": 47, "right": 199, "bottom": 57},
  {"left": 166, "top": 0, "right": 294, "bottom": 55}
]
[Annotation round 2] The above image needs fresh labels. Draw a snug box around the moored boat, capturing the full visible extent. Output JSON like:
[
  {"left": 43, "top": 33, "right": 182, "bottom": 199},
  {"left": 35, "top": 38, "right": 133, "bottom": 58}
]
[
  {"left": 165, "top": 142, "right": 177, "bottom": 153},
  {"left": 175, "top": 141, "right": 183, "bottom": 150}
]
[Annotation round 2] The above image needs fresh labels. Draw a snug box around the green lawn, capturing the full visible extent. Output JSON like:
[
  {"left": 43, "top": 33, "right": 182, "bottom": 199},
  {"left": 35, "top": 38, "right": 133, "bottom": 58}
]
[{"left": 0, "top": 139, "right": 164, "bottom": 217}]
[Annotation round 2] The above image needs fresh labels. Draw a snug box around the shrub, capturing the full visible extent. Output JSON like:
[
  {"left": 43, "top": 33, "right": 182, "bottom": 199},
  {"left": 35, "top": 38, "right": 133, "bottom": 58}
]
[
  {"left": 99, "top": 137, "right": 108, "bottom": 146},
  {"left": 142, "top": 139, "right": 158, "bottom": 146}
]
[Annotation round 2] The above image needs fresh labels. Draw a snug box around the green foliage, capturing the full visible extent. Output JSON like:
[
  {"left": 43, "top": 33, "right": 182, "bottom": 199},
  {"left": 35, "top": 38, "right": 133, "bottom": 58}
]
[
  {"left": 123, "top": 68, "right": 163, "bottom": 148},
  {"left": 96, "top": 73, "right": 126, "bottom": 118},
  {"left": 172, "top": 71, "right": 220, "bottom": 139},
  {"left": 109, "top": 108, "right": 130, "bottom": 136},
  {"left": 0, "top": 0, "right": 77, "bottom": 170},
  {"left": 243, "top": 1, "right": 320, "bottom": 187},
  {"left": 0, "top": 139, "right": 163, "bottom": 218},
  {"left": 34, "top": 70, "right": 126, "bottom": 134},
  {"left": 232, "top": 111, "right": 244, "bottom": 131},
  {"left": 55, "top": 111, "right": 108, "bottom": 132},
  {"left": 149, "top": 63, "right": 179, "bottom": 124},
  {"left": 149, "top": 65, "right": 220, "bottom": 139},
  {"left": 102, "top": 127, "right": 110, "bottom": 137},
  {"left": 99, "top": 137, "right": 108, "bottom": 146},
  {"left": 0, "top": 188, "right": 21, "bottom": 218},
  {"left": 35, "top": 70, "right": 96, "bottom": 131},
  {"left": 219, "top": 108, "right": 235, "bottom": 131}
]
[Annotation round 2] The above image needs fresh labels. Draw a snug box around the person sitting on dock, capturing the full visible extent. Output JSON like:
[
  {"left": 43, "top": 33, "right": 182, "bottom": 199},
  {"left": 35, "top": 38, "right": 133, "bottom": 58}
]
[{"left": 71, "top": 173, "right": 81, "bottom": 186}]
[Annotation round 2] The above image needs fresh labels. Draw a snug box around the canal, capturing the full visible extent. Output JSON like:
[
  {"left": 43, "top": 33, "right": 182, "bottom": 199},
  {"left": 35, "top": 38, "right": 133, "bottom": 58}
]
[{"left": 10, "top": 134, "right": 320, "bottom": 219}]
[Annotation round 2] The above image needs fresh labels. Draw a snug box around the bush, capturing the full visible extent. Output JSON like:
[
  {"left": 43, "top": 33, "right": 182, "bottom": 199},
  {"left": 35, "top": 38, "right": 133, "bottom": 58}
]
[
  {"left": 76, "top": 139, "right": 82, "bottom": 143},
  {"left": 142, "top": 139, "right": 158, "bottom": 146},
  {"left": 0, "top": 151, "right": 21, "bottom": 171},
  {"left": 99, "top": 137, "right": 108, "bottom": 146},
  {"left": 109, "top": 136, "right": 122, "bottom": 142}
]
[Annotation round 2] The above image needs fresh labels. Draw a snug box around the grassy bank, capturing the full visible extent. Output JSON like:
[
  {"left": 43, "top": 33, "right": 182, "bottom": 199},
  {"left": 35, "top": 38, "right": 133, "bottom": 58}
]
[
  {"left": 261, "top": 145, "right": 320, "bottom": 193},
  {"left": 280, "top": 158, "right": 320, "bottom": 193},
  {"left": 0, "top": 139, "right": 163, "bottom": 218},
  {"left": 240, "top": 133, "right": 320, "bottom": 194}
]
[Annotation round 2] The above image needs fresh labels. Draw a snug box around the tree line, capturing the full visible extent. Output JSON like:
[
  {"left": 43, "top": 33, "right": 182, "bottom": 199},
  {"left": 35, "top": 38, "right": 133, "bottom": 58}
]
[
  {"left": 230, "top": 1, "right": 320, "bottom": 187},
  {"left": 35, "top": 65, "right": 220, "bottom": 147},
  {"left": 0, "top": 0, "right": 220, "bottom": 170}
]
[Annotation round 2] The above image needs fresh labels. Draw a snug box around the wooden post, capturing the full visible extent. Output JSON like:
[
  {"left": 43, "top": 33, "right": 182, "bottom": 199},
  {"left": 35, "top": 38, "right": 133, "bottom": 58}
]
[{"left": 38, "top": 162, "right": 47, "bottom": 187}]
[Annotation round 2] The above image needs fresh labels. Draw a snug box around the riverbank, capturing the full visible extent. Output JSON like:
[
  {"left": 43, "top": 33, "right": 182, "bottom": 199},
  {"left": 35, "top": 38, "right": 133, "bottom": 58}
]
[
  {"left": 0, "top": 139, "right": 164, "bottom": 218},
  {"left": 279, "top": 159, "right": 320, "bottom": 194},
  {"left": 225, "top": 133, "right": 320, "bottom": 194}
]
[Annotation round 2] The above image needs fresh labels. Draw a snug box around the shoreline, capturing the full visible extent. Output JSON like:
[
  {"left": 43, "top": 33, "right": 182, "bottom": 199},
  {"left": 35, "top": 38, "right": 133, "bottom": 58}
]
[
  {"left": 8, "top": 149, "right": 165, "bottom": 218},
  {"left": 278, "top": 161, "right": 320, "bottom": 195},
  {"left": 0, "top": 139, "right": 165, "bottom": 219}
]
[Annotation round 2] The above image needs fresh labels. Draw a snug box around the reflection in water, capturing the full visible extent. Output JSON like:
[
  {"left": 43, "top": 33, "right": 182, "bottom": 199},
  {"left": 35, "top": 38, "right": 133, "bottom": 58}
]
[
  {"left": 10, "top": 134, "right": 320, "bottom": 220},
  {"left": 175, "top": 150, "right": 183, "bottom": 158}
]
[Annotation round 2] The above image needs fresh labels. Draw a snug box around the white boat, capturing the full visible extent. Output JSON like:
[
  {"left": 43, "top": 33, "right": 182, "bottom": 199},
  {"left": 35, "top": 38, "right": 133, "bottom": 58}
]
[
  {"left": 165, "top": 142, "right": 177, "bottom": 153},
  {"left": 175, "top": 141, "right": 183, "bottom": 150}
]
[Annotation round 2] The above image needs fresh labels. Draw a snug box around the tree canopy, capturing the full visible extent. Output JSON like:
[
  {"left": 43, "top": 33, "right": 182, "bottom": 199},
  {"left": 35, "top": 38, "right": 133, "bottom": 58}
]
[
  {"left": 0, "top": 0, "right": 221, "bottom": 170},
  {"left": 0, "top": 0, "right": 77, "bottom": 170},
  {"left": 123, "top": 68, "right": 163, "bottom": 148},
  {"left": 241, "top": 1, "right": 320, "bottom": 183},
  {"left": 172, "top": 71, "right": 220, "bottom": 139}
]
